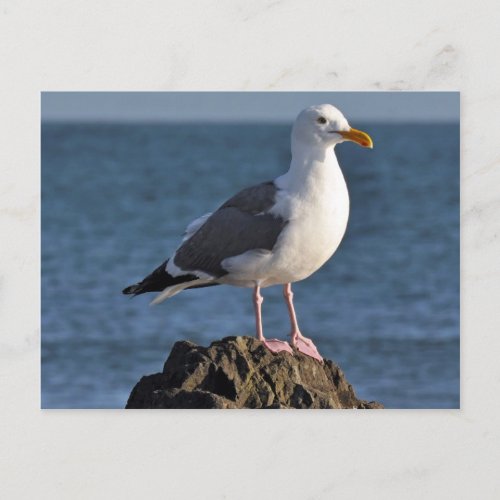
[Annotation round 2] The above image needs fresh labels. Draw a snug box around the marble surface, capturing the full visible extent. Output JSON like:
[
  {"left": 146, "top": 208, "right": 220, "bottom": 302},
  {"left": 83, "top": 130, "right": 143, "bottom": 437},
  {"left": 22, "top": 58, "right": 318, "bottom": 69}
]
[{"left": 1, "top": 1, "right": 500, "bottom": 498}]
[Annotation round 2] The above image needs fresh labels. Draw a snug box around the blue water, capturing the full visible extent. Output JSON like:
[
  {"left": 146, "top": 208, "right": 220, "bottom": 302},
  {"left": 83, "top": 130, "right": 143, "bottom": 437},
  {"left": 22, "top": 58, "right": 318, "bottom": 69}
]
[{"left": 41, "top": 122, "right": 459, "bottom": 409}]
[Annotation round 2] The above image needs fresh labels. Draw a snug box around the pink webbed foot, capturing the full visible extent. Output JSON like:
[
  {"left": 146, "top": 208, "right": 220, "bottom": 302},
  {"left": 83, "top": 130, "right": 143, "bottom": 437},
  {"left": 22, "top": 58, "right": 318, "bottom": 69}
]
[
  {"left": 262, "top": 338, "right": 294, "bottom": 355},
  {"left": 292, "top": 335, "right": 324, "bottom": 363}
]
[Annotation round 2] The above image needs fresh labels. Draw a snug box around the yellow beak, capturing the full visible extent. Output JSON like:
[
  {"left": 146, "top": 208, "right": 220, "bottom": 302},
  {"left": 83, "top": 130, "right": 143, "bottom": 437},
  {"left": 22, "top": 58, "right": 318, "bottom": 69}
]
[{"left": 337, "top": 127, "right": 373, "bottom": 149}]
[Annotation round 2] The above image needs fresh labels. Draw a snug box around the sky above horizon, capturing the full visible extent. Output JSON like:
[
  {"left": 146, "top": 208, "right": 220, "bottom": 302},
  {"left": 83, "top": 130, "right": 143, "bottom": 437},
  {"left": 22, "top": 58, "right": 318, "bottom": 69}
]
[{"left": 41, "top": 91, "right": 459, "bottom": 123}]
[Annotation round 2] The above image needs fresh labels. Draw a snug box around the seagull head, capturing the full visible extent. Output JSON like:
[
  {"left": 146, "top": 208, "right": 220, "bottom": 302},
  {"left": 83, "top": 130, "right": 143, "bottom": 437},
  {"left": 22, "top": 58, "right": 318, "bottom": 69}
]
[{"left": 292, "top": 104, "right": 373, "bottom": 150}]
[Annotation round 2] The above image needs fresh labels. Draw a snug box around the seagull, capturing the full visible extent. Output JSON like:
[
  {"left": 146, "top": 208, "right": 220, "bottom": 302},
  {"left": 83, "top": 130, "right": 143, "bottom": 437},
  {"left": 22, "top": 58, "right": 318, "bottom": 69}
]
[{"left": 123, "top": 104, "right": 373, "bottom": 362}]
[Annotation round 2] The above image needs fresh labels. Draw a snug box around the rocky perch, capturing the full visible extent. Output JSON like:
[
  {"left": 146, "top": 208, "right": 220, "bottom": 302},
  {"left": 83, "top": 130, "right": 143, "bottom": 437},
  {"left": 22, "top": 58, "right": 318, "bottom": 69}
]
[{"left": 126, "top": 336, "right": 383, "bottom": 409}]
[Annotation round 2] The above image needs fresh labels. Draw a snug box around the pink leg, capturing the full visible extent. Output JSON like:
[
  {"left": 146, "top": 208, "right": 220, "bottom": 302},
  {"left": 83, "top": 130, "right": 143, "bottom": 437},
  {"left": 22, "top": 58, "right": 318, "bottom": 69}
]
[
  {"left": 283, "top": 283, "right": 323, "bottom": 362},
  {"left": 253, "top": 285, "right": 293, "bottom": 355}
]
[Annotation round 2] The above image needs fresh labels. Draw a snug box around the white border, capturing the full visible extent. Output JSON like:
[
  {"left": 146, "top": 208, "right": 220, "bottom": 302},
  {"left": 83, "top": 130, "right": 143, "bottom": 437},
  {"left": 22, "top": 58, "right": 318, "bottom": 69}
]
[{"left": 1, "top": 1, "right": 499, "bottom": 498}]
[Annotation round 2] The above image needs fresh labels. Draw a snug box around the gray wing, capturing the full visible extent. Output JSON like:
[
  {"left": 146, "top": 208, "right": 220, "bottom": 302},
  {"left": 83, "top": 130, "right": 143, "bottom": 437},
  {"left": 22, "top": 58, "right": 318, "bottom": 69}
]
[{"left": 173, "top": 181, "right": 287, "bottom": 277}]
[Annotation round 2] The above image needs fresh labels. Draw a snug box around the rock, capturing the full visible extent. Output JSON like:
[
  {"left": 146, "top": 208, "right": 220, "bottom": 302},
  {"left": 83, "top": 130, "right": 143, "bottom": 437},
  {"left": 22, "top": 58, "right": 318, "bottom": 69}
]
[{"left": 126, "top": 336, "right": 383, "bottom": 409}]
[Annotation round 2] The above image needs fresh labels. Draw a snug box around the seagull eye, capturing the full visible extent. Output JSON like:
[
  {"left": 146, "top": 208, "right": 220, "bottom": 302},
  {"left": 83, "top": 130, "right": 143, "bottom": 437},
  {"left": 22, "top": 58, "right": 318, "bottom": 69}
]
[{"left": 317, "top": 117, "right": 327, "bottom": 124}]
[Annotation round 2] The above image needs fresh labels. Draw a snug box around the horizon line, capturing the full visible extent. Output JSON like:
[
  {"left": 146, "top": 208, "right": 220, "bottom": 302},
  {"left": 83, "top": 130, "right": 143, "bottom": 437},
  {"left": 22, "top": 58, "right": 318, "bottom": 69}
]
[{"left": 41, "top": 118, "right": 460, "bottom": 125}]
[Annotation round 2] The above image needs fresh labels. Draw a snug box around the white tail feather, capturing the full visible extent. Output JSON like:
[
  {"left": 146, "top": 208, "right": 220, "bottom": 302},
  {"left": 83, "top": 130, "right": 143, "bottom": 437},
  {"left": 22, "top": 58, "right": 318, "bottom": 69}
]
[{"left": 150, "top": 279, "right": 214, "bottom": 306}]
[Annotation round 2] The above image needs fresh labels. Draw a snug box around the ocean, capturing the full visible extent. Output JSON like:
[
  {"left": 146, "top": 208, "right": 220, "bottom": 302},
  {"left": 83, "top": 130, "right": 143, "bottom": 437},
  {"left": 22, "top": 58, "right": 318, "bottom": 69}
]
[{"left": 41, "top": 122, "right": 459, "bottom": 409}]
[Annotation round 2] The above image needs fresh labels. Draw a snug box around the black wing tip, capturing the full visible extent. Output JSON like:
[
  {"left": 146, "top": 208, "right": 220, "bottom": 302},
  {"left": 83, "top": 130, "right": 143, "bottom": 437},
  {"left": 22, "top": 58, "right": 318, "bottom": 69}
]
[
  {"left": 122, "top": 284, "right": 140, "bottom": 295},
  {"left": 122, "top": 259, "right": 205, "bottom": 297}
]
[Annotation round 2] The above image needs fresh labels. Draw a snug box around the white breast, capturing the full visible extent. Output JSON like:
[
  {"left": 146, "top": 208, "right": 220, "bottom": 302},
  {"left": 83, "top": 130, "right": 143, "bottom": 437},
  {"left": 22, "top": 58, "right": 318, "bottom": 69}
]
[{"left": 262, "top": 158, "right": 349, "bottom": 286}]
